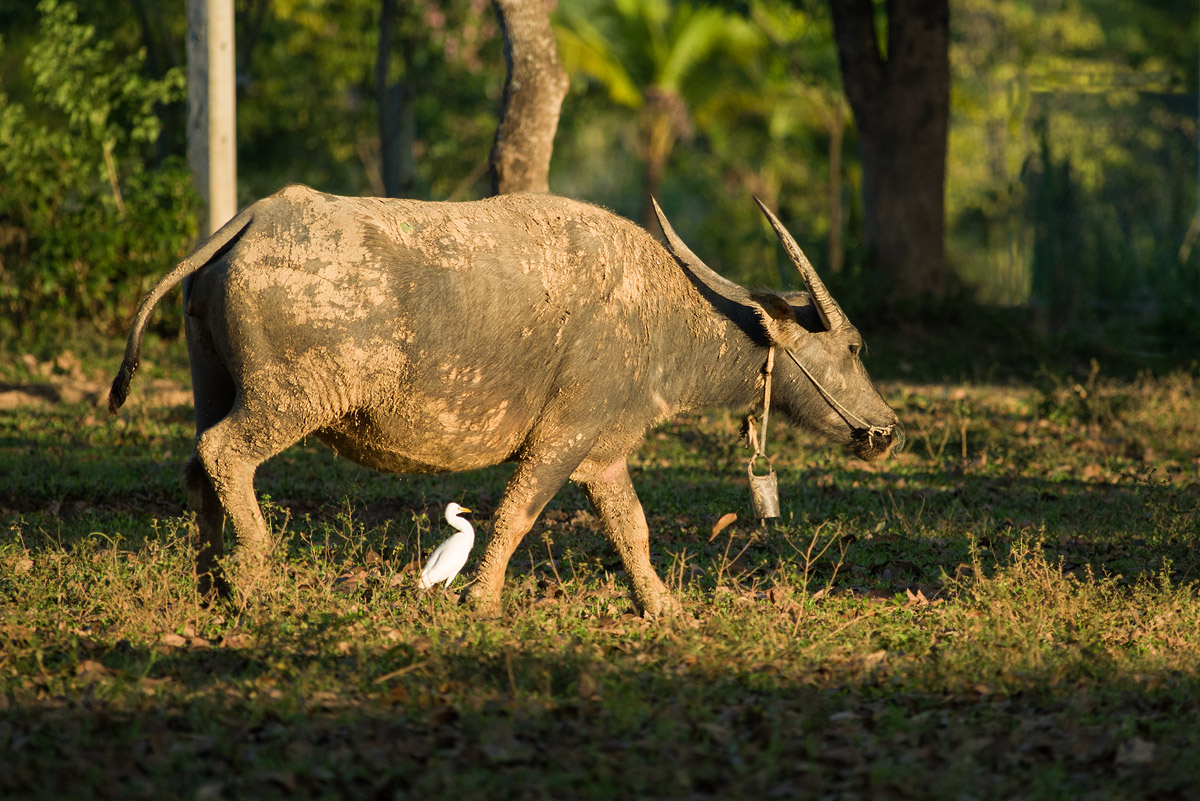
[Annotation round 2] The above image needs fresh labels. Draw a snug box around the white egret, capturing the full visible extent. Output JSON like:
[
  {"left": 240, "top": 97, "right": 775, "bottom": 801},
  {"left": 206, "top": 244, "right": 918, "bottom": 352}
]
[{"left": 418, "top": 502, "right": 475, "bottom": 591}]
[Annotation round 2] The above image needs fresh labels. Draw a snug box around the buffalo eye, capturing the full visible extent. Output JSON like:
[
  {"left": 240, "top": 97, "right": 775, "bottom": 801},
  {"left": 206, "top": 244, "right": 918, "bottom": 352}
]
[{"left": 848, "top": 342, "right": 861, "bottom": 357}]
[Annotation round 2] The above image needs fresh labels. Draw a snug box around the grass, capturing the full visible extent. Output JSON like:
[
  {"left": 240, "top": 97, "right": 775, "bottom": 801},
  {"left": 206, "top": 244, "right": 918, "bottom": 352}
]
[{"left": 2, "top": 337, "right": 1199, "bottom": 800}]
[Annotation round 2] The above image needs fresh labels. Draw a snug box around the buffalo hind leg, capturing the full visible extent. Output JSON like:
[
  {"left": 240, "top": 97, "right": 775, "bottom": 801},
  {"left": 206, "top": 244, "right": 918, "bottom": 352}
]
[
  {"left": 582, "top": 459, "right": 681, "bottom": 618},
  {"left": 193, "top": 406, "right": 306, "bottom": 594},
  {"left": 185, "top": 454, "right": 230, "bottom": 598},
  {"left": 184, "top": 325, "right": 235, "bottom": 598}
]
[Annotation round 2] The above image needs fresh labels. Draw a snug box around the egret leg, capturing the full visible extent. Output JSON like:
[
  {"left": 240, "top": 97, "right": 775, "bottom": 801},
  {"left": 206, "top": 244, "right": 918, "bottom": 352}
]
[{"left": 582, "top": 459, "right": 681, "bottom": 618}]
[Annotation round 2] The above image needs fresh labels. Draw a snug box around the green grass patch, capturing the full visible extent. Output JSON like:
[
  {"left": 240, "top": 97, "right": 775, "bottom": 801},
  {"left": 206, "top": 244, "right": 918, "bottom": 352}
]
[{"left": 2, "top": 344, "right": 1199, "bottom": 799}]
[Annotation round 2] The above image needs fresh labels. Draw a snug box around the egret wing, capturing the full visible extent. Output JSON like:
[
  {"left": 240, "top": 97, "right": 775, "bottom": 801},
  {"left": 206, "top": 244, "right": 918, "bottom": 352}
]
[{"left": 420, "top": 534, "right": 470, "bottom": 589}]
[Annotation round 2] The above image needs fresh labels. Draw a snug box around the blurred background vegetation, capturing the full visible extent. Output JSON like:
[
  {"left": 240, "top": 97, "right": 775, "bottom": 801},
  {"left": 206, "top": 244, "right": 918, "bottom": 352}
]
[{"left": 1, "top": 0, "right": 1197, "bottom": 377}]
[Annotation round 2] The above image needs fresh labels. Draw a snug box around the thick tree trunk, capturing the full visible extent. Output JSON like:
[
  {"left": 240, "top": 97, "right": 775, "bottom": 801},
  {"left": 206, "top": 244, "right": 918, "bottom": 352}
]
[
  {"left": 828, "top": 102, "right": 845, "bottom": 275},
  {"left": 830, "top": 0, "right": 949, "bottom": 299},
  {"left": 489, "top": 0, "right": 569, "bottom": 195},
  {"left": 376, "top": 0, "right": 416, "bottom": 198}
]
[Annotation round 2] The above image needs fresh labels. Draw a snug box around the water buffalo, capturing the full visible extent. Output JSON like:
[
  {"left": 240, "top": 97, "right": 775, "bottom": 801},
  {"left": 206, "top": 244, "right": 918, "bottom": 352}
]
[{"left": 109, "top": 185, "right": 901, "bottom": 616}]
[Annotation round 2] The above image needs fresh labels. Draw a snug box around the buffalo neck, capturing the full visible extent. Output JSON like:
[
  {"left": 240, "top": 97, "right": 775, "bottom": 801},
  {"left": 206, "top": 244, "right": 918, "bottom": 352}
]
[{"left": 667, "top": 282, "right": 772, "bottom": 418}]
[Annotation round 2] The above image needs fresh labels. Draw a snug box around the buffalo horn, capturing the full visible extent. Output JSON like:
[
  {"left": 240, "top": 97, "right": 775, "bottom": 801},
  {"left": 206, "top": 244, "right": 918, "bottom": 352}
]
[
  {"left": 651, "top": 197, "right": 749, "bottom": 299},
  {"left": 754, "top": 197, "right": 846, "bottom": 331}
]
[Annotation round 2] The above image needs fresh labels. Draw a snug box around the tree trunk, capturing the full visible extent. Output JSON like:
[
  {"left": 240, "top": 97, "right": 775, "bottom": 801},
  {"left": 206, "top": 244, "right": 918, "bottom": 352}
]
[
  {"left": 830, "top": 0, "right": 949, "bottom": 299},
  {"left": 828, "top": 101, "right": 845, "bottom": 275},
  {"left": 489, "top": 0, "right": 569, "bottom": 195},
  {"left": 640, "top": 106, "right": 675, "bottom": 233},
  {"left": 187, "top": 0, "right": 238, "bottom": 235},
  {"left": 376, "top": 0, "right": 417, "bottom": 198},
  {"left": 377, "top": 81, "right": 416, "bottom": 198}
]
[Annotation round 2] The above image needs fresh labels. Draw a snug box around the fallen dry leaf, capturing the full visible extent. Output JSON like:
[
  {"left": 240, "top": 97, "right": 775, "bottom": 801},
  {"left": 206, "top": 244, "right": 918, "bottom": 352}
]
[
  {"left": 767, "top": 585, "right": 796, "bottom": 612},
  {"left": 195, "top": 782, "right": 225, "bottom": 801},
  {"left": 1114, "top": 737, "right": 1156, "bottom": 765},
  {"left": 220, "top": 631, "right": 254, "bottom": 648},
  {"left": 710, "top": 512, "right": 738, "bottom": 541},
  {"left": 579, "top": 671, "right": 601, "bottom": 700},
  {"left": 74, "top": 659, "right": 111, "bottom": 679}
]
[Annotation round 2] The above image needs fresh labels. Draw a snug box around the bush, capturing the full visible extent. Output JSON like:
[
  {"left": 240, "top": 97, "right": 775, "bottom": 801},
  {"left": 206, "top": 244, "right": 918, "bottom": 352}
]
[{"left": 0, "top": 0, "right": 197, "bottom": 344}]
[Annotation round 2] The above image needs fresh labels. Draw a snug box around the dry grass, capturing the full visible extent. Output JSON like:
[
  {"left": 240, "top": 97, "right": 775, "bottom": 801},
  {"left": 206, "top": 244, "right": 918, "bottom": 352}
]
[{"left": 2, "top": 343, "right": 1199, "bottom": 799}]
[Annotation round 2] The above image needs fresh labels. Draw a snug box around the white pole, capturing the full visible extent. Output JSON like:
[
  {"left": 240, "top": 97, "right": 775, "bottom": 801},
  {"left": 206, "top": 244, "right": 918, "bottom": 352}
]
[{"left": 187, "top": 0, "right": 237, "bottom": 236}]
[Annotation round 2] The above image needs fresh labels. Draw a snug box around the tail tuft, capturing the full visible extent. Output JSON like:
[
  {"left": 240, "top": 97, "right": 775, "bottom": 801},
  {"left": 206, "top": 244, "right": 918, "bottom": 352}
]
[{"left": 107, "top": 360, "right": 135, "bottom": 415}]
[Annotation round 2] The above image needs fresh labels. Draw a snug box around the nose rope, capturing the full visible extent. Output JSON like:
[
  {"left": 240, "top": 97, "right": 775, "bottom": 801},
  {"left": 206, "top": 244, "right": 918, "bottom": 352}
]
[{"left": 780, "top": 347, "right": 894, "bottom": 442}]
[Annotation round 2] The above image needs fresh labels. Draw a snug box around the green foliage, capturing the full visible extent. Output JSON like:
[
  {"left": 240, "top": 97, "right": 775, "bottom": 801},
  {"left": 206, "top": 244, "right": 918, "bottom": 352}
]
[
  {"left": 556, "top": 0, "right": 763, "bottom": 110},
  {"left": 0, "top": 0, "right": 197, "bottom": 344},
  {"left": 552, "top": 0, "right": 1199, "bottom": 359},
  {"left": 554, "top": 0, "right": 862, "bottom": 300},
  {"left": 0, "top": 0, "right": 1197, "bottom": 363},
  {"left": 948, "top": 0, "right": 1198, "bottom": 336},
  {"left": 555, "top": 0, "right": 766, "bottom": 228},
  {"left": 236, "top": 0, "right": 501, "bottom": 201},
  {"left": 679, "top": 1, "right": 857, "bottom": 292}
]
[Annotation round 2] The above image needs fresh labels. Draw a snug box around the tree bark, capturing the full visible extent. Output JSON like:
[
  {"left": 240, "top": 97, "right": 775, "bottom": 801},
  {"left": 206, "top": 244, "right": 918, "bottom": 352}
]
[
  {"left": 639, "top": 103, "right": 675, "bottom": 233},
  {"left": 376, "top": 0, "right": 417, "bottom": 198},
  {"left": 828, "top": 101, "right": 845, "bottom": 275},
  {"left": 489, "top": 0, "right": 569, "bottom": 195},
  {"left": 830, "top": 0, "right": 949, "bottom": 299},
  {"left": 187, "top": 0, "right": 238, "bottom": 235}
]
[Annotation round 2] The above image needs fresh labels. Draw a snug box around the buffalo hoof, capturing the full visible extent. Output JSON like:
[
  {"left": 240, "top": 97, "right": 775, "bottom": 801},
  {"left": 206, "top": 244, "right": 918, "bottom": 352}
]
[
  {"left": 465, "top": 585, "right": 504, "bottom": 619},
  {"left": 224, "top": 552, "right": 279, "bottom": 606},
  {"left": 636, "top": 589, "right": 684, "bottom": 619}
]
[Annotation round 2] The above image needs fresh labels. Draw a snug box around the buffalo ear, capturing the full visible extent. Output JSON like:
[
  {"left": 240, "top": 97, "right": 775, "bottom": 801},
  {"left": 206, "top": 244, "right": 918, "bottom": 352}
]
[
  {"left": 748, "top": 291, "right": 798, "bottom": 344},
  {"left": 749, "top": 291, "right": 794, "bottom": 321}
]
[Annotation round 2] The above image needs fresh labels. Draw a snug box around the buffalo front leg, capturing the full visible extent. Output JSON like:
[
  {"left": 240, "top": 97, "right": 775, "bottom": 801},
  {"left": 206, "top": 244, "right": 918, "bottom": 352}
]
[
  {"left": 468, "top": 443, "right": 590, "bottom": 616},
  {"left": 582, "top": 459, "right": 681, "bottom": 618}
]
